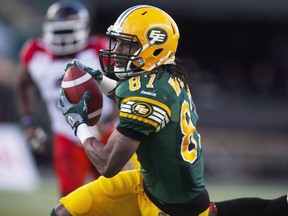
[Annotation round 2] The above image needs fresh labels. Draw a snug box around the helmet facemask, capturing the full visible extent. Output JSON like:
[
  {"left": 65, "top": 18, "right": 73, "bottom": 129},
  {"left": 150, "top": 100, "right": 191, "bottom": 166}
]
[
  {"left": 100, "top": 29, "right": 145, "bottom": 80},
  {"left": 43, "top": 19, "right": 89, "bottom": 56},
  {"left": 42, "top": 1, "right": 90, "bottom": 56}
]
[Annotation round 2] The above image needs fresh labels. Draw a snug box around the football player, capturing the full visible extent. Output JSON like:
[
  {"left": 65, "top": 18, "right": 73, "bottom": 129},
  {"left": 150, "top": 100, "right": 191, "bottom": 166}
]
[
  {"left": 53, "top": 4, "right": 211, "bottom": 216},
  {"left": 52, "top": 4, "right": 288, "bottom": 216},
  {"left": 16, "top": 0, "right": 115, "bottom": 197}
]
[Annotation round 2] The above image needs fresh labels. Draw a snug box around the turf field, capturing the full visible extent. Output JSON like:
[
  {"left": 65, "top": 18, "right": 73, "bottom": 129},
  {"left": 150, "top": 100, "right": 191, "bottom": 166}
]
[
  {"left": 0, "top": 176, "right": 58, "bottom": 216},
  {"left": 0, "top": 175, "right": 286, "bottom": 216}
]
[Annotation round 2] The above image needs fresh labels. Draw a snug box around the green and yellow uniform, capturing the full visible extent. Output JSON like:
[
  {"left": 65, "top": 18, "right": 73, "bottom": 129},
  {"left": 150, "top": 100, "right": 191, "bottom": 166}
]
[
  {"left": 59, "top": 70, "right": 210, "bottom": 216},
  {"left": 116, "top": 71, "right": 206, "bottom": 203}
]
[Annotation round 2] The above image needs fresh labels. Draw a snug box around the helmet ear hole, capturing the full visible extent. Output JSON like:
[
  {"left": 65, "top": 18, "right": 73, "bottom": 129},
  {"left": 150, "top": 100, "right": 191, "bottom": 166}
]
[{"left": 153, "top": 48, "right": 163, "bottom": 56}]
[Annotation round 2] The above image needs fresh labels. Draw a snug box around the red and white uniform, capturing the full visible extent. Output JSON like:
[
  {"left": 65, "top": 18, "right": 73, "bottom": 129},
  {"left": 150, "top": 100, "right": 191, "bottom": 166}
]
[{"left": 19, "top": 35, "right": 112, "bottom": 195}]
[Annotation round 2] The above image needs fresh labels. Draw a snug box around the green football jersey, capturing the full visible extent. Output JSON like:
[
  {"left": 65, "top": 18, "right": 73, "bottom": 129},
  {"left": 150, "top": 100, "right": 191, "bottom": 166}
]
[{"left": 116, "top": 70, "right": 206, "bottom": 204}]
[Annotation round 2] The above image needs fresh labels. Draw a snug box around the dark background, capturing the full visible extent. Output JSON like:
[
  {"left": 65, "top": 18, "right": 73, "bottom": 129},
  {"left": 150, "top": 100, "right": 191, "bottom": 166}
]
[
  {"left": 2, "top": 0, "right": 288, "bottom": 102},
  {"left": 0, "top": 0, "right": 287, "bottom": 182}
]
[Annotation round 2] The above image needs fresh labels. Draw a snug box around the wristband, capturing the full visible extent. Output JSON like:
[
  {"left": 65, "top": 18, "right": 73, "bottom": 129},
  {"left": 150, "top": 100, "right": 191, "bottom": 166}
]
[
  {"left": 76, "top": 123, "right": 94, "bottom": 144},
  {"left": 100, "top": 75, "right": 118, "bottom": 96},
  {"left": 20, "top": 114, "right": 35, "bottom": 127},
  {"left": 88, "top": 124, "right": 101, "bottom": 139}
]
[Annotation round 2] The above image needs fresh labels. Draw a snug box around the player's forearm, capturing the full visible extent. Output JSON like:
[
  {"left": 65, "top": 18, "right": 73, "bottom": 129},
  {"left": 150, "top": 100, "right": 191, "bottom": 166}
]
[
  {"left": 16, "top": 71, "right": 35, "bottom": 115},
  {"left": 77, "top": 123, "right": 122, "bottom": 177},
  {"left": 83, "top": 137, "right": 112, "bottom": 176},
  {"left": 84, "top": 138, "right": 123, "bottom": 178},
  {"left": 17, "top": 89, "right": 33, "bottom": 115}
]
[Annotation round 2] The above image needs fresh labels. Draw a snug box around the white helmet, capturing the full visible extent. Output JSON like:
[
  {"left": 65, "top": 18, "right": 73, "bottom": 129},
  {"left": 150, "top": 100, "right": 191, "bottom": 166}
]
[{"left": 42, "top": 0, "right": 90, "bottom": 56}]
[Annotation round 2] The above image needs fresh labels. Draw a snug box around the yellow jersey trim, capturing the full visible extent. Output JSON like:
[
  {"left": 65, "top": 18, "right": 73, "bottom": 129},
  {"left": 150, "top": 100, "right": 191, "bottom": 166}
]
[
  {"left": 119, "top": 112, "right": 159, "bottom": 129},
  {"left": 120, "top": 96, "right": 171, "bottom": 117}
]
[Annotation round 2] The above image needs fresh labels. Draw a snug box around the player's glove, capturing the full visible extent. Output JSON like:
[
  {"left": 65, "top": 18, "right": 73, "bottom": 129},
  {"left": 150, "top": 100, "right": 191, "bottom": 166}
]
[
  {"left": 20, "top": 114, "right": 47, "bottom": 154},
  {"left": 58, "top": 89, "right": 91, "bottom": 134},
  {"left": 65, "top": 59, "right": 103, "bottom": 83}
]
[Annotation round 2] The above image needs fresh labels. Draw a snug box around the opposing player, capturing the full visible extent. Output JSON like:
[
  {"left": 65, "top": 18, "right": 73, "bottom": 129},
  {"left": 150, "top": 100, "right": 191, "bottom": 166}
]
[
  {"left": 16, "top": 0, "right": 114, "bottom": 196},
  {"left": 53, "top": 4, "right": 211, "bottom": 216}
]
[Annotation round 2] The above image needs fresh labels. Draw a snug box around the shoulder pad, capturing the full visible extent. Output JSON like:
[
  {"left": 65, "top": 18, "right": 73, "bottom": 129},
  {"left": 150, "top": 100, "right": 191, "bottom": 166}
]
[{"left": 19, "top": 38, "right": 45, "bottom": 67}]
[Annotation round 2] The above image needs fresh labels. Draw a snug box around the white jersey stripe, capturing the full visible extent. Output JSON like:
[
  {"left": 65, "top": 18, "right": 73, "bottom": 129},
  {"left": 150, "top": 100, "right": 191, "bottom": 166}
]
[
  {"left": 148, "top": 115, "right": 162, "bottom": 123},
  {"left": 121, "top": 104, "right": 132, "bottom": 109},
  {"left": 120, "top": 108, "right": 131, "bottom": 113},
  {"left": 152, "top": 111, "right": 165, "bottom": 120}
]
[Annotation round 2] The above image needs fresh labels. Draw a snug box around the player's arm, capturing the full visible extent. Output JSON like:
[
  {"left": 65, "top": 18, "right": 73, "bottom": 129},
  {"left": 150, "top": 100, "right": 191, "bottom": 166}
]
[
  {"left": 16, "top": 65, "right": 35, "bottom": 116},
  {"left": 81, "top": 125, "right": 140, "bottom": 177},
  {"left": 16, "top": 65, "right": 38, "bottom": 131},
  {"left": 16, "top": 65, "right": 47, "bottom": 152},
  {"left": 58, "top": 89, "right": 140, "bottom": 177}
]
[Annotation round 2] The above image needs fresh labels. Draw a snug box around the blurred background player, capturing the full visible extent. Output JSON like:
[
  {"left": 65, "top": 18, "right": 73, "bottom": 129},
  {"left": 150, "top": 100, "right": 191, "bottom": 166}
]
[{"left": 16, "top": 0, "right": 115, "bottom": 196}]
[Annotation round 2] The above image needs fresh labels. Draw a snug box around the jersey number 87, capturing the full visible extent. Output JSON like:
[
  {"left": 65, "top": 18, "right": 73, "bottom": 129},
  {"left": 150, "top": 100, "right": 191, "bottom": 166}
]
[{"left": 129, "top": 75, "right": 200, "bottom": 164}]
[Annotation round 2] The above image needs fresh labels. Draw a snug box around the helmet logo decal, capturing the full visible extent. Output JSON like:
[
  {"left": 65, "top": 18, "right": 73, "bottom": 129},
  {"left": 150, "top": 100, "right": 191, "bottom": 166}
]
[{"left": 147, "top": 28, "right": 168, "bottom": 45}]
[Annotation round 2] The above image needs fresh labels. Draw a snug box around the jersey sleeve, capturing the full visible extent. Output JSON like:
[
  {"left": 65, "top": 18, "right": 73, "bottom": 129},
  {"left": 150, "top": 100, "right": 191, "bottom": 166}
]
[
  {"left": 19, "top": 38, "right": 44, "bottom": 69},
  {"left": 87, "top": 34, "right": 109, "bottom": 51},
  {"left": 116, "top": 75, "right": 173, "bottom": 136}
]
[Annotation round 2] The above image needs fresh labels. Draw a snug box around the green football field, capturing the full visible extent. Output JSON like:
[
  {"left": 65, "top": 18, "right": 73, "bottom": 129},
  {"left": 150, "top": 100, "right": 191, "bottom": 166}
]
[{"left": 0, "top": 176, "right": 286, "bottom": 216}]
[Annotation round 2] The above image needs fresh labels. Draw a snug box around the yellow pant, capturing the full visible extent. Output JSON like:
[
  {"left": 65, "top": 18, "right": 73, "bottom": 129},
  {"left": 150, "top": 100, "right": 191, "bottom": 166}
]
[{"left": 60, "top": 170, "right": 210, "bottom": 216}]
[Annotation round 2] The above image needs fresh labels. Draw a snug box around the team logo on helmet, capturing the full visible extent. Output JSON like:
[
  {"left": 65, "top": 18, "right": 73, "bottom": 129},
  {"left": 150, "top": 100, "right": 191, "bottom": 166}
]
[
  {"left": 132, "top": 102, "right": 152, "bottom": 117},
  {"left": 146, "top": 27, "right": 168, "bottom": 45}
]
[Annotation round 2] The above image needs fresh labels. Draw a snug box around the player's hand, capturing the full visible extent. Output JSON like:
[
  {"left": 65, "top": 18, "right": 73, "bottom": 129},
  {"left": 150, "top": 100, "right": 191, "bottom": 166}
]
[
  {"left": 26, "top": 126, "right": 47, "bottom": 153},
  {"left": 58, "top": 89, "right": 90, "bottom": 133},
  {"left": 20, "top": 115, "right": 47, "bottom": 154},
  {"left": 65, "top": 59, "right": 103, "bottom": 83}
]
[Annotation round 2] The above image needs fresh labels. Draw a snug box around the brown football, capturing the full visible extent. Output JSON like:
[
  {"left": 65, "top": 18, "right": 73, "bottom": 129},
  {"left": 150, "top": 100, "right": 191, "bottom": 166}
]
[{"left": 61, "top": 66, "right": 103, "bottom": 126}]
